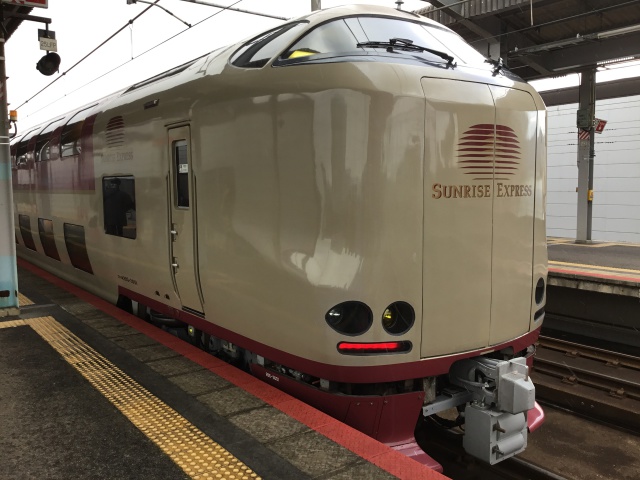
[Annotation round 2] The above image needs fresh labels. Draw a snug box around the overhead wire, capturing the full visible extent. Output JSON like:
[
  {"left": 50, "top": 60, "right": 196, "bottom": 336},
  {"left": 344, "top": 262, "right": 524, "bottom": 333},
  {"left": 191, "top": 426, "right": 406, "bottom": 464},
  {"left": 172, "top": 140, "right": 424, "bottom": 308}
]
[
  {"left": 15, "top": 0, "right": 161, "bottom": 111},
  {"left": 18, "top": 0, "right": 253, "bottom": 118}
]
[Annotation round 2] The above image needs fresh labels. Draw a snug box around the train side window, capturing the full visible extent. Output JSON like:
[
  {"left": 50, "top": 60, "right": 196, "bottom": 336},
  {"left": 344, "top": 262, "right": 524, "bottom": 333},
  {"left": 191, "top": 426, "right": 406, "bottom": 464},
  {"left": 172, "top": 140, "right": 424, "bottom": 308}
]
[
  {"left": 231, "top": 22, "right": 306, "bottom": 68},
  {"left": 37, "top": 140, "right": 52, "bottom": 162},
  {"left": 173, "top": 141, "right": 189, "bottom": 208},
  {"left": 63, "top": 223, "right": 94, "bottom": 274},
  {"left": 18, "top": 214, "right": 37, "bottom": 251},
  {"left": 35, "top": 117, "right": 64, "bottom": 162},
  {"left": 60, "top": 120, "right": 83, "bottom": 157},
  {"left": 38, "top": 218, "right": 61, "bottom": 261},
  {"left": 103, "top": 176, "right": 136, "bottom": 239},
  {"left": 15, "top": 141, "right": 29, "bottom": 167}
]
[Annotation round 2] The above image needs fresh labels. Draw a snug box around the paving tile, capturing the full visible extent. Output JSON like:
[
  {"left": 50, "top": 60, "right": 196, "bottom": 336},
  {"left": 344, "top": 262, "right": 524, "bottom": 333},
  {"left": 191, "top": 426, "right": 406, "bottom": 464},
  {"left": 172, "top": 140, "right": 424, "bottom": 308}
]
[
  {"left": 197, "top": 387, "right": 265, "bottom": 417},
  {"left": 62, "top": 303, "right": 100, "bottom": 316},
  {"left": 321, "top": 461, "right": 397, "bottom": 480},
  {"left": 111, "top": 333, "right": 158, "bottom": 350},
  {"left": 168, "top": 369, "right": 232, "bottom": 396},
  {"left": 146, "top": 356, "right": 203, "bottom": 377},
  {"left": 95, "top": 324, "right": 140, "bottom": 338},
  {"left": 230, "top": 406, "right": 309, "bottom": 444},
  {"left": 268, "top": 430, "right": 359, "bottom": 478},
  {"left": 81, "top": 315, "right": 123, "bottom": 329},
  {"left": 42, "top": 291, "right": 78, "bottom": 305},
  {"left": 127, "top": 344, "right": 179, "bottom": 363},
  {"left": 275, "top": 398, "right": 336, "bottom": 430}
]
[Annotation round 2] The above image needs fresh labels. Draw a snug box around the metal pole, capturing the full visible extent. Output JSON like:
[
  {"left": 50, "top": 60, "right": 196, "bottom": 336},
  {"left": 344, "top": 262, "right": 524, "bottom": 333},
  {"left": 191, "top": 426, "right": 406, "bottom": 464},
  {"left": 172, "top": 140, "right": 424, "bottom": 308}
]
[
  {"left": 0, "top": 6, "right": 19, "bottom": 317},
  {"left": 575, "top": 68, "right": 596, "bottom": 243},
  {"left": 311, "top": 0, "right": 321, "bottom": 11}
]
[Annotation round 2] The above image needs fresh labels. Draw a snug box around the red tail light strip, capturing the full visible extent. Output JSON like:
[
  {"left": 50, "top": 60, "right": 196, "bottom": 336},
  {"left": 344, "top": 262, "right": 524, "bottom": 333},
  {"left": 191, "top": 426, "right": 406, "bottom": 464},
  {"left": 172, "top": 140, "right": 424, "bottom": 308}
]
[{"left": 337, "top": 341, "right": 412, "bottom": 355}]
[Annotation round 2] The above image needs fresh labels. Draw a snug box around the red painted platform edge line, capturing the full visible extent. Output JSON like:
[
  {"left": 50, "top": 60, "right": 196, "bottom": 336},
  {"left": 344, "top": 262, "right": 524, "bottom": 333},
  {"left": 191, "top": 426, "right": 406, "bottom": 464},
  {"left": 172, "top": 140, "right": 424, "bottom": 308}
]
[
  {"left": 18, "top": 259, "right": 446, "bottom": 479},
  {"left": 549, "top": 267, "right": 640, "bottom": 283}
]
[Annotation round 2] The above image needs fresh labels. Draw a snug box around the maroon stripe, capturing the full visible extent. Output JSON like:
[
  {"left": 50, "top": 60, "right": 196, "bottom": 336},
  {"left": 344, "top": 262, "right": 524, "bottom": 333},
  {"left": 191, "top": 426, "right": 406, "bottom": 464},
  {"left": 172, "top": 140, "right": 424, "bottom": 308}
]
[
  {"left": 458, "top": 160, "right": 493, "bottom": 163},
  {"left": 461, "top": 135, "right": 494, "bottom": 141},
  {"left": 465, "top": 129, "right": 494, "bottom": 135},
  {"left": 458, "top": 141, "right": 493, "bottom": 147},
  {"left": 496, "top": 132, "right": 518, "bottom": 139}
]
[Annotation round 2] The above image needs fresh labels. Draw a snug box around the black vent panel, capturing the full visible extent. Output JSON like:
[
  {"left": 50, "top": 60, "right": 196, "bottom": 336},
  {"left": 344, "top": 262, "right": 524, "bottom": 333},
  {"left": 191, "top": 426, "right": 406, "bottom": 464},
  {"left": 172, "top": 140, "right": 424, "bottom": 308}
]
[{"left": 106, "top": 116, "right": 125, "bottom": 148}]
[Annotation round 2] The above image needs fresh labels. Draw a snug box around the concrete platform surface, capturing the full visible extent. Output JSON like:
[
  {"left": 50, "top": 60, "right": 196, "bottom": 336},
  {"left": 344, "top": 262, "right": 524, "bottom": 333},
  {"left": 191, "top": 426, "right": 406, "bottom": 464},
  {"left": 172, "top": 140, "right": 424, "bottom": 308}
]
[
  {"left": 548, "top": 238, "right": 640, "bottom": 295},
  {"left": 2, "top": 260, "right": 446, "bottom": 480}
]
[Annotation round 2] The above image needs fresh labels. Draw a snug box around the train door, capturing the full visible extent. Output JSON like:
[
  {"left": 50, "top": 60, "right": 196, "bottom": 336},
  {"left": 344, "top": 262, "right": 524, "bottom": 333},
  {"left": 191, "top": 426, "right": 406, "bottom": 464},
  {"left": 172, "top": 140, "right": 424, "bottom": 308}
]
[
  {"left": 167, "top": 125, "right": 204, "bottom": 314},
  {"left": 488, "top": 87, "right": 538, "bottom": 345},
  {"left": 421, "top": 78, "right": 495, "bottom": 357}
]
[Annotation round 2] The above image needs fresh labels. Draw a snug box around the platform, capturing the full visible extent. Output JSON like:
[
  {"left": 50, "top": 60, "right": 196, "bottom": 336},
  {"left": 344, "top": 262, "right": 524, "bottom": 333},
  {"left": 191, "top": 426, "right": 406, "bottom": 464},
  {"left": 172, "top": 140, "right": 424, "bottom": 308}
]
[
  {"left": 2, "top": 260, "right": 445, "bottom": 480},
  {"left": 548, "top": 237, "right": 640, "bottom": 296},
  {"left": 546, "top": 237, "right": 640, "bottom": 351}
]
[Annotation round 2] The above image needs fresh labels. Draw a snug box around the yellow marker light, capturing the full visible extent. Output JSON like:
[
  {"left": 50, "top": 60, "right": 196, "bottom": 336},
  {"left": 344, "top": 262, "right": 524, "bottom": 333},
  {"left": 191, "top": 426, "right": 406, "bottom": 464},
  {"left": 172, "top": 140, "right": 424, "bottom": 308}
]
[
  {"left": 288, "top": 49, "right": 315, "bottom": 59},
  {"left": 9, "top": 110, "right": 17, "bottom": 122},
  {"left": 382, "top": 308, "right": 395, "bottom": 330}
]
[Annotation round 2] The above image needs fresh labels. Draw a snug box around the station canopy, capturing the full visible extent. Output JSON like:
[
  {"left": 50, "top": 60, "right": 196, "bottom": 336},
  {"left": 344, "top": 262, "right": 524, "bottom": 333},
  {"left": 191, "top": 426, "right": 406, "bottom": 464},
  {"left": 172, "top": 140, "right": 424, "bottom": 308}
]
[{"left": 415, "top": 0, "right": 640, "bottom": 81}]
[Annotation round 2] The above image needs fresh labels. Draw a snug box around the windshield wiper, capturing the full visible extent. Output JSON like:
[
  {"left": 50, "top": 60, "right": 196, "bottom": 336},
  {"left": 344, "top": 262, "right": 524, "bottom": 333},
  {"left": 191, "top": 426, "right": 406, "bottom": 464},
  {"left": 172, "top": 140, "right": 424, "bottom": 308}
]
[
  {"left": 357, "top": 37, "right": 456, "bottom": 67},
  {"left": 485, "top": 57, "right": 505, "bottom": 76}
]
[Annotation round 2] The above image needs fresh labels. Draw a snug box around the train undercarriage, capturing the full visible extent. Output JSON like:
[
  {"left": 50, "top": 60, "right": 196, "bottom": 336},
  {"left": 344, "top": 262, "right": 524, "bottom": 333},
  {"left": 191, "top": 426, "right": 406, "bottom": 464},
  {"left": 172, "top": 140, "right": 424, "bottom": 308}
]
[{"left": 129, "top": 298, "right": 544, "bottom": 470}]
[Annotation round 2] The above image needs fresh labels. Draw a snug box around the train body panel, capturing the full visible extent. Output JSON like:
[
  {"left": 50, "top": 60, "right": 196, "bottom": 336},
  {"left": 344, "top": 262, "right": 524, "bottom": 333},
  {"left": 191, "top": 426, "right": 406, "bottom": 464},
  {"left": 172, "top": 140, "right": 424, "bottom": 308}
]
[
  {"left": 12, "top": 5, "right": 547, "bottom": 467},
  {"left": 192, "top": 60, "right": 426, "bottom": 365}
]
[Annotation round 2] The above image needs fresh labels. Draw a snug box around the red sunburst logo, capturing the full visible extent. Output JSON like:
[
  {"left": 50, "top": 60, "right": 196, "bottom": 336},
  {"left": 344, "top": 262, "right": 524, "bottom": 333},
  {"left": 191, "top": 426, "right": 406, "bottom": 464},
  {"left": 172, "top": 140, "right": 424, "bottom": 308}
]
[{"left": 456, "top": 124, "right": 521, "bottom": 181}]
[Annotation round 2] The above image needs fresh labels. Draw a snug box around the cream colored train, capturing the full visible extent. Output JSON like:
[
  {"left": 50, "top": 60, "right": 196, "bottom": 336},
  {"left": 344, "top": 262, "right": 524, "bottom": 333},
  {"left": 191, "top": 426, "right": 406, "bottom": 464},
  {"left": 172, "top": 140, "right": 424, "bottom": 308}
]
[{"left": 12, "top": 5, "right": 547, "bottom": 470}]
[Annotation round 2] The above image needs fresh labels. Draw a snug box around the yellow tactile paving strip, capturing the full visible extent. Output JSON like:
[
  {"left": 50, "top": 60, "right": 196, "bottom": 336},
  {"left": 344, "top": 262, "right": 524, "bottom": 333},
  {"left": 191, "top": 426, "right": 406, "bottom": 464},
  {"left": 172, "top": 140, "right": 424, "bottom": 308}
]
[
  {"left": 0, "top": 316, "right": 260, "bottom": 480},
  {"left": 17, "top": 292, "right": 34, "bottom": 306}
]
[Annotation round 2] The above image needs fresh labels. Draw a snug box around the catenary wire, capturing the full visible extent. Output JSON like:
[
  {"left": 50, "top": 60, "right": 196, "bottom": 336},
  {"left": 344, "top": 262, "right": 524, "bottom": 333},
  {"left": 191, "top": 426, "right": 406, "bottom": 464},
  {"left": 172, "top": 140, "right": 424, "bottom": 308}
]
[
  {"left": 17, "top": 0, "right": 250, "bottom": 118},
  {"left": 15, "top": 0, "right": 161, "bottom": 111}
]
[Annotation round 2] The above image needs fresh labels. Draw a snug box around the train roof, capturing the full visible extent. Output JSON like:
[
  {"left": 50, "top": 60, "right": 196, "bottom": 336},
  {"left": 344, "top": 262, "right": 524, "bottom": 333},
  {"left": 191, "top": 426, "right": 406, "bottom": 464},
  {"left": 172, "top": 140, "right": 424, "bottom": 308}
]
[{"left": 13, "top": 4, "right": 463, "bottom": 141}]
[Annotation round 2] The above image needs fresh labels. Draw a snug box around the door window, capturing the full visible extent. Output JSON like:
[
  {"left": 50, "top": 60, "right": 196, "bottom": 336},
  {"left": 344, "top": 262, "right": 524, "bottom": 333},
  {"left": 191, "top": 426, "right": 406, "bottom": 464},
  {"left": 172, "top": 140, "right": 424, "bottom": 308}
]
[{"left": 173, "top": 140, "right": 189, "bottom": 208}]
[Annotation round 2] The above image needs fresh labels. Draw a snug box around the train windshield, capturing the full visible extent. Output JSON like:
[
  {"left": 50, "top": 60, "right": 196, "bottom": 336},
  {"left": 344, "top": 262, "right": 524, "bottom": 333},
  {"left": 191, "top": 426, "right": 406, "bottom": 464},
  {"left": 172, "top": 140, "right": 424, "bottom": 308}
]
[{"left": 279, "top": 16, "right": 487, "bottom": 67}]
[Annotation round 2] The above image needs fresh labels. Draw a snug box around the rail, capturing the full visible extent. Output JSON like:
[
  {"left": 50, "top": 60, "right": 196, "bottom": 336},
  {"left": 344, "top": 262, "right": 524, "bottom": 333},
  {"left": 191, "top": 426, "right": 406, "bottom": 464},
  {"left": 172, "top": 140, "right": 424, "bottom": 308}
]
[{"left": 533, "top": 335, "right": 640, "bottom": 432}]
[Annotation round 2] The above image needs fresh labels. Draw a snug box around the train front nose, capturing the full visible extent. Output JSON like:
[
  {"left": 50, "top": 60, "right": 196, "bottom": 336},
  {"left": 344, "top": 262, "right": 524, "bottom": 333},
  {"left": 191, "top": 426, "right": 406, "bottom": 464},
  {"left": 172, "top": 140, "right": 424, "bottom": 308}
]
[{"left": 420, "top": 78, "right": 542, "bottom": 358}]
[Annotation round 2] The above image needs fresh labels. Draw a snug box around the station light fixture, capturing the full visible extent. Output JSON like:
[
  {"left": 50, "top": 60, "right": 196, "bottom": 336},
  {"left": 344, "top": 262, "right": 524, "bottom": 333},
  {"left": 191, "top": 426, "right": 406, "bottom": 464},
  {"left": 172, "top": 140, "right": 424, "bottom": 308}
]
[{"left": 36, "top": 52, "right": 61, "bottom": 76}]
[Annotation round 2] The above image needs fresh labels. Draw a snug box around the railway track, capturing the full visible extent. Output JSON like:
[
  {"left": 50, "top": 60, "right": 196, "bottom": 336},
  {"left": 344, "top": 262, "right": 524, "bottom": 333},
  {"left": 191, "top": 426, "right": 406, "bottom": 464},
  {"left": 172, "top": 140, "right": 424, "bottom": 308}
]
[
  {"left": 533, "top": 335, "right": 640, "bottom": 432},
  {"left": 416, "top": 420, "right": 568, "bottom": 480}
]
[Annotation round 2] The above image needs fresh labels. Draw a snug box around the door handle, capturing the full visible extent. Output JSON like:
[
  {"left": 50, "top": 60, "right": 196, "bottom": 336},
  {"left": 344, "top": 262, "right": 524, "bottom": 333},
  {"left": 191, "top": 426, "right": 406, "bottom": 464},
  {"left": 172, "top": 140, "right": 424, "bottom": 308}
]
[
  {"left": 171, "top": 225, "right": 178, "bottom": 242},
  {"left": 172, "top": 257, "right": 179, "bottom": 272}
]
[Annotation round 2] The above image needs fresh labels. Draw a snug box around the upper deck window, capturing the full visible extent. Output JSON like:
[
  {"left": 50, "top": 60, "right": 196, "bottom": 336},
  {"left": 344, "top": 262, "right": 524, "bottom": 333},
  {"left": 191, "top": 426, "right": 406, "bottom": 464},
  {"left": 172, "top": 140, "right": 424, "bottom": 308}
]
[
  {"left": 35, "top": 118, "right": 64, "bottom": 162},
  {"left": 278, "top": 16, "right": 486, "bottom": 67},
  {"left": 60, "top": 104, "right": 97, "bottom": 158},
  {"left": 231, "top": 22, "right": 307, "bottom": 68},
  {"left": 60, "top": 120, "right": 83, "bottom": 158}
]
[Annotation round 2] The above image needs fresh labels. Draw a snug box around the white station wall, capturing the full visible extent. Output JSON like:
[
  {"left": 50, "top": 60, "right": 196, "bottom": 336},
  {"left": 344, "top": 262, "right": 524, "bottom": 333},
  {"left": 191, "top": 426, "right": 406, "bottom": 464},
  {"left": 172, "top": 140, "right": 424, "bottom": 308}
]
[{"left": 546, "top": 94, "right": 640, "bottom": 242}]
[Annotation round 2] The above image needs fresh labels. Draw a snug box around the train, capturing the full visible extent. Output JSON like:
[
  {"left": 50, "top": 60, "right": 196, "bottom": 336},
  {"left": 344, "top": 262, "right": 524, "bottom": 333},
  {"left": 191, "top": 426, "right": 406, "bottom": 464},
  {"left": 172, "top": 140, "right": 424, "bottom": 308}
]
[{"left": 11, "top": 4, "right": 547, "bottom": 470}]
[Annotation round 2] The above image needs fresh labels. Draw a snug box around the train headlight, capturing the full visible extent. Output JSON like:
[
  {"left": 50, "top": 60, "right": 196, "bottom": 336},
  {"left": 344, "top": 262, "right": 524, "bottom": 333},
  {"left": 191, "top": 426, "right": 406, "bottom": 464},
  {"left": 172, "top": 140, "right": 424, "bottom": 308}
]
[
  {"left": 381, "top": 301, "right": 415, "bottom": 335},
  {"left": 325, "top": 301, "right": 372, "bottom": 336}
]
